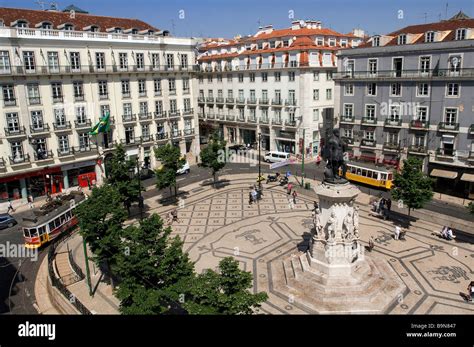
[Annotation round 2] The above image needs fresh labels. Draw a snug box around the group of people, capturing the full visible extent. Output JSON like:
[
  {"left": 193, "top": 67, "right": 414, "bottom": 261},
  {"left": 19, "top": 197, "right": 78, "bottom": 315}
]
[
  {"left": 248, "top": 185, "right": 262, "bottom": 205},
  {"left": 286, "top": 182, "right": 298, "bottom": 205},
  {"left": 440, "top": 226, "right": 456, "bottom": 240}
]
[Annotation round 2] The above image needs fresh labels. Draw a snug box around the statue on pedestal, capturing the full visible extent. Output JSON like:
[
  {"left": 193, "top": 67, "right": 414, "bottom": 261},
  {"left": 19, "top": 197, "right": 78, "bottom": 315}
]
[
  {"left": 343, "top": 210, "right": 354, "bottom": 240},
  {"left": 312, "top": 208, "right": 323, "bottom": 240},
  {"left": 322, "top": 129, "right": 348, "bottom": 184},
  {"left": 326, "top": 211, "right": 338, "bottom": 242},
  {"left": 353, "top": 206, "right": 360, "bottom": 238}
]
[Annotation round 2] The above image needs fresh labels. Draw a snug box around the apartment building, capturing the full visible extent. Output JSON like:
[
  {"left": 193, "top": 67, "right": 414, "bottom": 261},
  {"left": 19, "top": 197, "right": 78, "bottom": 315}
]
[
  {"left": 0, "top": 6, "right": 200, "bottom": 203},
  {"left": 334, "top": 12, "right": 474, "bottom": 198},
  {"left": 197, "top": 20, "right": 363, "bottom": 156}
]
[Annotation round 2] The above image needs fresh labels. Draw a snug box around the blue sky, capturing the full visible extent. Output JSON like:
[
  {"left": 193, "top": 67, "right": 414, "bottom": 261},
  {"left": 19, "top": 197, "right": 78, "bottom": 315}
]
[{"left": 1, "top": 0, "right": 473, "bottom": 38}]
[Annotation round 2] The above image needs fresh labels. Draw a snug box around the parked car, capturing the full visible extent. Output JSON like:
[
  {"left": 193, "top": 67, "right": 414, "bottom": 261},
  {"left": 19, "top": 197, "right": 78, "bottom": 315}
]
[
  {"left": 264, "top": 151, "right": 291, "bottom": 163},
  {"left": 0, "top": 214, "right": 17, "bottom": 230},
  {"left": 228, "top": 144, "right": 248, "bottom": 153},
  {"left": 177, "top": 161, "right": 190, "bottom": 175}
]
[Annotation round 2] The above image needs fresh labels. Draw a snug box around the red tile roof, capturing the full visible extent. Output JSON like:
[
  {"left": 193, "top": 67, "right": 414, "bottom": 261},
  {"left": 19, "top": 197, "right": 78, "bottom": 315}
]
[
  {"left": 250, "top": 27, "right": 356, "bottom": 41},
  {"left": 0, "top": 7, "right": 158, "bottom": 32}
]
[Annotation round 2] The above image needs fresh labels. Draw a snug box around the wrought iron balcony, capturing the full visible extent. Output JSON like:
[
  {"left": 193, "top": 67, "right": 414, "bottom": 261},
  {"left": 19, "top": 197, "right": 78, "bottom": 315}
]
[
  {"left": 72, "top": 145, "right": 97, "bottom": 153},
  {"left": 34, "top": 150, "right": 54, "bottom": 161},
  {"left": 206, "top": 97, "right": 215, "bottom": 103},
  {"left": 138, "top": 112, "right": 153, "bottom": 121},
  {"left": 216, "top": 97, "right": 225, "bottom": 104},
  {"left": 9, "top": 153, "right": 30, "bottom": 165},
  {"left": 284, "top": 120, "right": 297, "bottom": 127},
  {"left": 122, "top": 114, "right": 137, "bottom": 123},
  {"left": 247, "top": 98, "right": 258, "bottom": 105},
  {"left": 198, "top": 113, "right": 206, "bottom": 119},
  {"left": 28, "top": 97, "right": 41, "bottom": 105},
  {"left": 30, "top": 124, "right": 50, "bottom": 133},
  {"left": 361, "top": 117, "right": 377, "bottom": 125},
  {"left": 340, "top": 115, "right": 355, "bottom": 123},
  {"left": 156, "top": 133, "right": 169, "bottom": 141},
  {"left": 182, "top": 108, "right": 194, "bottom": 116},
  {"left": 74, "top": 119, "right": 92, "bottom": 128},
  {"left": 285, "top": 99, "right": 297, "bottom": 106},
  {"left": 198, "top": 96, "right": 205, "bottom": 103},
  {"left": 57, "top": 148, "right": 74, "bottom": 157},
  {"left": 171, "top": 130, "right": 182, "bottom": 138},
  {"left": 168, "top": 110, "right": 181, "bottom": 118},
  {"left": 384, "top": 118, "right": 402, "bottom": 127},
  {"left": 183, "top": 129, "right": 195, "bottom": 136},
  {"left": 226, "top": 97, "right": 235, "bottom": 104},
  {"left": 360, "top": 139, "right": 377, "bottom": 147},
  {"left": 271, "top": 99, "right": 283, "bottom": 106},
  {"left": 435, "top": 148, "right": 456, "bottom": 158},
  {"left": 410, "top": 120, "right": 429, "bottom": 130},
  {"left": 226, "top": 114, "right": 235, "bottom": 122},
  {"left": 247, "top": 117, "right": 257, "bottom": 123},
  {"left": 52, "top": 96, "right": 64, "bottom": 103},
  {"left": 53, "top": 121, "right": 72, "bottom": 131},
  {"left": 259, "top": 117, "right": 269, "bottom": 124},
  {"left": 4, "top": 126, "right": 26, "bottom": 137},
  {"left": 259, "top": 98, "right": 270, "bottom": 105},
  {"left": 438, "top": 122, "right": 459, "bottom": 132},
  {"left": 272, "top": 118, "right": 283, "bottom": 125},
  {"left": 383, "top": 142, "right": 399, "bottom": 151},
  {"left": 408, "top": 145, "right": 427, "bottom": 154},
  {"left": 236, "top": 97, "right": 246, "bottom": 104},
  {"left": 341, "top": 136, "right": 354, "bottom": 144},
  {"left": 154, "top": 111, "right": 167, "bottom": 119},
  {"left": 4, "top": 98, "right": 16, "bottom": 107},
  {"left": 140, "top": 135, "right": 154, "bottom": 143}
]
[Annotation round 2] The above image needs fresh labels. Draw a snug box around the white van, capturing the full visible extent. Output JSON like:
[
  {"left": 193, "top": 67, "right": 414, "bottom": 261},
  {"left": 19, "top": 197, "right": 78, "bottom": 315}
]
[{"left": 264, "top": 151, "right": 290, "bottom": 163}]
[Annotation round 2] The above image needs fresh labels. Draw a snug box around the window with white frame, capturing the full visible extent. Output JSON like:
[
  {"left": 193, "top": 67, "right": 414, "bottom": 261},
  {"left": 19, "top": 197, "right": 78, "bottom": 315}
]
[
  {"left": 135, "top": 53, "right": 144, "bottom": 70},
  {"left": 0, "top": 51, "right": 11, "bottom": 73},
  {"left": 58, "top": 135, "right": 69, "bottom": 154},
  {"left": 365, "top": 105, "right": 376, "bottom": 120},
  {"left": 70, "top": 52, "right": 81, "bottom": 71},
  {"left": 368, "top": 59, "right": 377, "bottom": 74},
  {"left": 364, "top": 130, "right": 375, "bottom": 140},
  {"left": 27, "top": 83, "right": 40, "bottom": 104},
  {"left": 238, "top": 73, "right": 244, "bottom": 82},
  {"left": 170, "top": 99, "right": 177, "bottom": 113},
  {"left": 397, "top": 34, "right": 407, "bottom": 45},
  {"left": 419, "top": 56, "right": 431, "bottom": 73},
  {"left": 326, "top": 88, "right": 332, "bottom": 100},
  {"left": 387, "top": 132, "right": 399, "bottom": 144},
  {"left": 121, "top": 80, "right": 130, "bottom": 97},
  {"left": 100, "top": 105, "right": 110, "bottom": 117},
  {"left": 54, "top": 108, "right": 66, "bottom": 126},
  {"left": 151, "top": 53, "right": 160, "bottom": 68},
  {"left": 73, "top": 81, "right": 84, "bottom": 100},
  {"left": 444, "top": 108, "right": 457, "bottom": 124},
  {"left": 390, "top": 83, "right": 401, "bottom": 96},
  {"left": 184, "top": 98, "right": 191, "bottom": 112},
  {"left": 455, "top": 28, "right": 466, "bottom": 40},
  {"left": 76, "top": 106, "right": 87, "bottom": 123},
  {"left": 31, "top": 110, "right": 44, "bottom": 130},
  {"left": 262, "top": 72, "right": 268, "bottom": 82},
  {"left": 372, "top": 36, "right": 380, "bottom": 47},
  {"left": 78, "top": 133, "right": 90, "bottom": 149},
  {"left": 95, "top": 52, "right": 105, "bottom": 70},
  {"left": 138, "top": 79, "right": 147, "bottom": 96},
  {"left": 51, "top": 82, "right": 63, "bottom": 102},
  {"left": 155, "top": 100, "right": 163, "bottom": 114},
  {"left": 98, "top": 80, "right": 108, "bottom": 98},
  {"left": 166, "top": 54, "right": 174, "bottom": 69},
  {"left": 446, "top": 83, "right": 460, "bottom": 97},
  {"left": 367, "top": 83, "right": 377, "bottom": 96},
  {"left": 47, "top": 52, "right": 59, "bottom": 72},
  {"left": 274, "top": 72, "right": 281, "bottom": 81},
  {"left": 168, "top": 78, "right": 176, "bottom": 93},
  {"left": 139, "top": 101, "right": 148, "bottom": 115},
  {"left": 417, "top": 83, "right": 430, "bottom": 97},
  {"left": 425, "top": 31, "right": 435, "bottom": 43},
  {"left": 416, "top": 106, "right": 428, "bottom": 122},
  {"left": 389, "top": 105, "right": 400, "bottom": 121},
  {"left": 119, "top": 53, "right": 128, "bottom": 70},
  {"left": 343, "top": 104, "right": 353, "bottom": 119},
  {"left": 6, "top": 113, "right": 20, "bottom": 132},
  {"left": 250, "top": 73, "right": 256, "bottom": 82},
  {"left": 344, "top": 84, "right": 354, "bottom": 96},
  {"left": 154, "top": 78, "right": 161, "bottom": 95},
  {"left": 313, "top": 71, "right": 319, "bottom": 81},
  {"left": 313, "top": 89, "right": 319, "bottom": 101},
  {"left": 181, "top": 54, "right": 188, "bottom": 68},
  {"left": 10, "top": 141, "right": 24, "bottom": 161},
  {"left": 23, "top": 51, "right": 35, "bottom": 72}
]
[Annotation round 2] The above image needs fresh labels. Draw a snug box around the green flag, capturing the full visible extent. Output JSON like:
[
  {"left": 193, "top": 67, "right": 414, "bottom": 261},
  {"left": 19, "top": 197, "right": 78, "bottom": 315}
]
[{"left": 90, "top": 112, "right": 111, "bottom": 135}]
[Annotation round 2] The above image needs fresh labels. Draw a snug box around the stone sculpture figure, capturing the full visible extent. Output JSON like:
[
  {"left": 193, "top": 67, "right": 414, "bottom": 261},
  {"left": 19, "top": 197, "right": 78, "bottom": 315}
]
[
  {"left": 343, "top": 210, "right": 354, "bottom": 240},
  {"left": 312, "top": 209, "right": 323, "bottom": 240},
  {"left": 353, "top": 206, "right": 360, "bottom": 238},
  {"left": 322, "top": 128, "right": 348, "bottom": 183},
  {"left": 326, "top": 211, "right": 338, "bottom": 241}
]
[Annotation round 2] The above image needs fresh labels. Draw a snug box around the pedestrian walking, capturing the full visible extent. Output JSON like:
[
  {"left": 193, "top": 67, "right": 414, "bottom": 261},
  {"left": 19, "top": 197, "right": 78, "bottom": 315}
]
[
  {"left": 386, "top": 198, "right": 392, "bottom": 212},
  {"left": 292, "top": 190, "right": 298, "bottom": 204},
  {"left": 394, "top": 225, "right": 401, "bottom": 240},
  {"left": 248, "top": 191, "right": 253, "bottom": 205},
  {"left": 251, "top": 188, "right": 258, "bottom": 203},
  {"left": 28, "top": 195, "right": 35, "bottom": 209},
  {"left": 287, "top": 182, "right": 293, "bottom": 195},
  {"left": 7, "top": 199, "right": 14, "bottom": 214},
  {"left": 467, "top": 281, "right": 474, "bottom": 302}
]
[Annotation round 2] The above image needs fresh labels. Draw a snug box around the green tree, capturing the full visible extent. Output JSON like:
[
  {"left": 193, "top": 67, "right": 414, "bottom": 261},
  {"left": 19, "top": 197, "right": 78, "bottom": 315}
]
[
  {"left": 75, "top": 185, "right": 127, "bottom": 285},
  {"left": 182, "top": 257, "right": 268, "bottom": 315},
  {"left": 199, "top": 132, "right": 227, "bottom": 185},
  {"left": 106, "top": 144, "right": 141, "bottom": 211},
  {"left": 114, "top": 214, "right": 195, "bottom": 314},
  {"left": 468, "top": 202, "right": 474, "bottom": 215},
  {"left": 154, "top": 144, "right": 185, "bottom": 198},
  {"left": 391, "top": 157, "right": 434, "bottom": 219}
]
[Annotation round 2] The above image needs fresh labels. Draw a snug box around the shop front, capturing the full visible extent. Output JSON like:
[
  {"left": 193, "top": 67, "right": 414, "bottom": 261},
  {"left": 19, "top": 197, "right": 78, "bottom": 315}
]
[
  {"left": 62, "top": 160, "right": 98, "bottom": 189},
  {"left": 429, "top": 163, "right": 473, "bottom": 199}
]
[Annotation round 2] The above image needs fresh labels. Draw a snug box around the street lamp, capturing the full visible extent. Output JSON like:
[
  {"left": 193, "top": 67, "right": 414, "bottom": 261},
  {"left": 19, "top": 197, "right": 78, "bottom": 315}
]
[
  {"left": 258, "top": 132, "right": 262, "bottom": 190},
  {"left": 136, "top": 156, "right": 144, "bottom": 221}
]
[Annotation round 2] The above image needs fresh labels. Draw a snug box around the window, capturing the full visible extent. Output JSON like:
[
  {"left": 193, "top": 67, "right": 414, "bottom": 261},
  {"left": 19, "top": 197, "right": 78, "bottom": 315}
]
[
  {"left": 446, "top": 83, "right": 460, "bottom": 97},
  {"left": 217, "top": 74, "right": 222, "bottom": 83},
  {"left": 316, "top": 37, "right": 324, "bottom": 46},
  {"left": 288, "top": 71, "right": 295, "bottom": 81},
  {"left": 121, "top": 80, "right": 130, "bottom": 97},
  {"left": 326, "top": 89, "right": 332, "bottom": 100},
  {"left": 313, "top": 109, "right": 320, "bottom": 121},
  {"left": 51, "top": 82, "right": 63, "bottom": 102},
  {"left": 364, "top": 130, "right": 375, "bottom": 140},
  {"left": 98, "top": 81, "right": 108, "bottom": 99},
  {"left": 0, "top": 51, "right": 11, "bottom": 73},
  {"left": 123, "top": 103, "right": 132, "bottom": 117},
  {"left": 250, "top": 73, "right": 255, "bottom": 82},
  {"left": 389, "top": 105, "right": 400, "bottom": 121},
  {"left": 135, "top": 53, "right": 144, "bottom": 70},
  {"left": 142, "top": 124, "right": 150, "bottom": 138},
  {"left": 227, "top": 74, "right": 232, "bottom": 82},
  {"left": 3, "top": 84, "right": 15, "bottom": 105},
  {"left": 119, "top": 53, "right": 128, "bottom": 70},
  {"left": 76, "top": 106, "right": 87, "bottom": 124},
  {"left": 73, "top": 81, "right": 84, "bottom": 100},
  {"left": 6, "top": 113, "right": 20, "bottom": 132},
  {"left": 31, "top": 110, "right": 44, "bottom": 130},
  {"left": 154, "top": 78, "right": 162, "bottom": 95},
  {"left": 139, "top": 101, "right": 148, "bottom": 115},
  {"left": 367, "top": 83, "right": 377, "bottom": 96},
  {"left": 16, "top": 20, "right": 28, "bottom": 28},
  {"left": 168, "top": 78, "right": 176, "bottom": 93},
  {"left": 182, "top": 77, "right": 190, "bottom": 93},
  {"left": 419, "top": 56, "right": 431, "bottom": 73},
  {"left": 425, "top": 31, "right": 435, "bottom": 43},
  {"left": 95, "top": 52, "right": 105, "bottom": 70},
  {"left": 372, "top": 37, "right": 380, "bottom": 47},
  {"left": 444, "top": 108, "right": 457, "bottom": 124},
  {"left": 10, "top": 142, "right": 24, "bottom": 162},
  {"left": 344, "top": 84, "right": 354, "bottom": 96},
  {"left": 155, "top": 100, "right": 163, "bottom": 114},
  {"left": 181, "top": 54, "right": 188, "bottom": 68},
  {"left": 138, "top": 79, "right": 147, "bottom": 96},
  {"left": 78, "top": 133, "right": 90, "bottom": 149},
  {"left": 23, "top": 51, "right": 35, "bottom": 72},
  {"left": 207, "top": 74, "right": 213, "bottom": 83},
  {"left": 344, "top": 104, "right": 353, "bottom": 118},
  {"left": 390, "top": 83, "right": 401, "bottom": 96},
  {"left": 448, "top": 56, "right": 462, "bottom": 74},
  {"left": 326, "top": 71, "right": 333, "bottom": 81},
  {"left": 58, "top": 135, "right": 69, "bottom": 154},
  {"left": 184, "top": 98, "right": 191, "bottom": 112},
  {"left": 417, "top": 83, "right": 430, "bottom": 97},
  {"left": 151, "top": 53, "right": 160, "bottom": 69},
  {"left": 414, "top": 134, "right": 425, "bottom": 147},
  {"left": 313, "top": 71, "right": 319, "bottom": 81},
  {"left": 64, "top": 24, "right": 74, "bottom": 31},
  {"left": 47, "top": 52, "right": 59, "bottom": 72},
  {"left": 397, "top": 34, "right": 407, "bottom": 45},
  {"left": 274, "top": 72, "right": 281, "bottom": 82},
  {"left": 166, "top": 54, "right": 174, "bottom": 69},
  {"left": 455, "top": 28, "right": 466, "bottom": 41},
  {"left": 343, "top": 128, "right": 353, "bottom": 138},
  {"left": 313, "top": 89, "right": 319, "bottom": 101},
  {"left": 262, "top": 72, "right": 268, "bottom": 82},
  {"left": 54, "top": 108, "right": 66, "bottom": 127},
  {"left": 238, "top": 73, "right": 244, "bottom": 82},
  {"left": 365, "top": 105, "right": 376, "bottom": 120},
  {"left": 283, "top": 40, "right": 289, "bottom": 47},
  {"left": 170, "top": 100, "right": 178, "bottom": 113},
  {"left": 288, "top": 90, "right": 296, "bottom": 105},
  {"left": 368, "top": 59, "right": 377, "bottom": 75},
  {"left": 387, "top": 132, "right": 399, "bottom": 144},
  {"left": 70, "top": 52, "right": 81, "bottom": 71},
  {"left": 416, "top": 106, "right": 428, "bottom": 122},
  {"left": 100, "top": 105, "right": 110, "bottom": 117},
  {"left": 27, "top": 84, "right": 40, "bottom": 104}
]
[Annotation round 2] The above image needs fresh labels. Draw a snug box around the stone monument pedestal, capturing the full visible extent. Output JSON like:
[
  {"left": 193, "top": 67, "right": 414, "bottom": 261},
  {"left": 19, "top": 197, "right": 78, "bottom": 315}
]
[{"left": 271, "top": 181, "right": 407, "bottom": 314}]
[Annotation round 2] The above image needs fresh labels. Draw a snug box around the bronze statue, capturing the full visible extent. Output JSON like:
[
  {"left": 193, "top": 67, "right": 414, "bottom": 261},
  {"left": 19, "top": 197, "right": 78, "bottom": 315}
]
[{"left": 323, "top": 129, "right": 347, "bottom": 183}]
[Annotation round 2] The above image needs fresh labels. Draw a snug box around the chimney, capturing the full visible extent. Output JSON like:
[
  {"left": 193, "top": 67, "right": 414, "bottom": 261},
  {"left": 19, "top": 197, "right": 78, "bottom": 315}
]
[{"left": 315, "top": 21, "right": 322, "bottom": 29}]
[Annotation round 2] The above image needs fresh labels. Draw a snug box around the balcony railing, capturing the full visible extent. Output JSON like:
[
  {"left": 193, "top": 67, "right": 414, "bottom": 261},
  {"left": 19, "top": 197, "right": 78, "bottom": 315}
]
[
  {"left": 169, "top": 89, "right": 176, "bottom": 96},
  {"left": 333, "top": 68, "right": 474, "bottom": 80},
  {"left": 122, "top": 92, "right": 131, "bottom": 99},
  {"left": 438, "top": 122, "right": 459, "bottom": 132},
  {"left": 156, "top": 133, "right": 168, "bottom": 141},
  {"left": 4, "top": 126, "right": 26, "bottom": 136},
  {"left": 9, "top": 153, "right": 30, "bottom": 165},
  {"left": 53, "top": 121, "right": 72, "bottom": 131},
  {"left": 52, "top": 96, "right": 64, "bottom": 103},
  {"left": 410, "top": 120, "right": 429, "bottom": 130},
  {"left": 72, "top": 145, "right": 97, "bottom": 153},
  {"left": 408, "top": 145, "right": 427, "bottom": 154},
  {"left": 236, "top": 97, "right": 246, "bottom": 104},
  {"left": 216, "top": 97, "right": 225, "bottom": 103},
  {"left": 284, "top": 120, "right": 297, "bottom": 127},
  {"left": 74, "top": 119, "right": 92, "bottom": 128},
  {"left": 34, "top": 150, "right": 54, "bottom": 161},
  {"left": 154, "top": 111, "right": 167, "bottom": 119},
  {"left": 226, "top": 114, "right": 235, "bottom": 122},
  {"left": 226, "top": 97, "right": 235, "bottom": 104},
  {"left": 237, "top": 115, "right": 245, "bottom": 122},
  {"left": 361, "top": 117, "right": 377, "bottom": 125},
  {"left": 259, "top": 117, "right": 269, "bottom": 124},
  {"left": 4, "top": 98, "right": 16, "bottom": 107},
  {"left": 216, "top": 114, "right": 225, "bottom": 120},
  {"left": 138, "top": 112, "right": 153, "bottom": 121},
  {"left": 247, "top": 117, "right": 257, "bottom": 123},
  {"left": 285, "top": 100, "right": 297, "bottom": 106},
  {"left": 207, "top": 114, "right": 215, "bottom": 120},
  {"left": 168, "top": 110, "right": 181, "bottom": 118},
  {"left": 141, "top": 135, "right": 153, "bottom": 143},
  {"left": 198, "top": 113, "right": 205, "bottom": 119},
  {"left": 120, "top": 138, "right": 140, "bottom": 146},
  {"left": 340, "top": 115, "right": 355, "bottom": 123},
  {"left": 182, "top": 108, "right": 194, "bottom": 116},
  {"left": 198, "top": 96, "right": 205, "bottom": 103},
  {"left": 271, "top": 99, "right": 283, "bottom": 106},
  {"left": 272, "top": 118, "right": 283, "bottom": 125},
  {"left": 436, "top": 148, "right": 456, "bottom": 158},
  {"left": 247, "top": 98, "right": 258, "bottom": 105},
  {"left": 122, "top": 114, "right": 137, "bottom": 123},
  {"left": 360, "top": 139, "right": 377, "bottom": 147},
  {"left": 183, "top": 129, "right": 195, "bottom": 136},
  {"left": 383, "top": 142, "right": 399, "bottom": 151},
  {"left": 57, "top": 148, "right": 74, "bottom": 157},
  {"left": 468, "top": 151, "right": 474, "bottom": 161},
  {"left": 29, "top": 97, "right": 41, "bottom": 105},
  {"left": 341, "top": 136, "right": 354, "bottom": 144},
  {"left": 99, "top": 93, "right": 109, "bottom": 100},
  {"left": 206, "top": 97, "right": 215, "bottom": 103},
  {"left": 30, "top": 124, "right": 50, "bottom": 133},
  {"left": 384, "top": 118, "right": 402, "bottom": 127},
  {"left": 171, "top": 130, "right": 182, "bottom": 138},
  {"left": 259, "top": 98, "right": 270, "bottom": 105},
  {"left": 74, "top": 95, "right": 85, "bottom": 102}
]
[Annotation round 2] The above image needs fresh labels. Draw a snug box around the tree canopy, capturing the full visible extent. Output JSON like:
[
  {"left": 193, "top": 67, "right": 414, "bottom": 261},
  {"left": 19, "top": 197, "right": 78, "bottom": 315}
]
[
  {"left": 154, "top": 144, "right": 185, "bottom": 197},
  {"left": 199, "top": 132, "right": 227, "bottom": 185}
]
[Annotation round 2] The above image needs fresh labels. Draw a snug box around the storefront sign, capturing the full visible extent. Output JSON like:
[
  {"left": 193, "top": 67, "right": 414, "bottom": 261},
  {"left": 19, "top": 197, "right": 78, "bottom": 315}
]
[{"left": 62, "top": 160, "right": 97, "bottom": 172}]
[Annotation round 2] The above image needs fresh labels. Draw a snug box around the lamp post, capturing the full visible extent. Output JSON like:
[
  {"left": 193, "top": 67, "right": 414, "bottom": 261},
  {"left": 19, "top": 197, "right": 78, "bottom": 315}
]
[
  {"left": 136, "top": 156, "right": 144, "bottom": 221},
  {"left": 258, "top": 132, "right": 262, "bottom": 190},
  {"left": 301, "top": 128, "right": 306, "bottom": 188}
]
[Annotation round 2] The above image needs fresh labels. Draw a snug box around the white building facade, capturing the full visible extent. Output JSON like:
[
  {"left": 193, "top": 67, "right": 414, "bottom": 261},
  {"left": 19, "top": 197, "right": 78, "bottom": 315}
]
[
  {"left": 0, "top": 7, "right": 200, "bottom": 203},
  {"left": 197, "top": 20, "right": 362, "bottom": 157}
]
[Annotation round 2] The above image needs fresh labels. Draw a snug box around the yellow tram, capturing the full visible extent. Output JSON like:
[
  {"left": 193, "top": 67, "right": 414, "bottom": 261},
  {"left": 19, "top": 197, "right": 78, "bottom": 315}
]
[{"left": 341, "top": 162, "right": 394, "bottom": 190}]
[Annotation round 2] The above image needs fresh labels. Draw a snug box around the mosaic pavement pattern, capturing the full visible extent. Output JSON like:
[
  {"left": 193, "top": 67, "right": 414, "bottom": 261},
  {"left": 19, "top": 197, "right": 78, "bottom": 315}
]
[{"left": 166, "top": 185, "right": 474, "bottom": 314}]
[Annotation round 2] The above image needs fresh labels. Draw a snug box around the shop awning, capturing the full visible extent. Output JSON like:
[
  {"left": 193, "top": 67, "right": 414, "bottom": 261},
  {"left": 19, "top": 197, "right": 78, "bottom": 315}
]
[
  {"left": 460, "top": 173, "right": 474, "bottom": 182},
  {"left": 430, "top": 169, "right": 458, "bottom": 179}
]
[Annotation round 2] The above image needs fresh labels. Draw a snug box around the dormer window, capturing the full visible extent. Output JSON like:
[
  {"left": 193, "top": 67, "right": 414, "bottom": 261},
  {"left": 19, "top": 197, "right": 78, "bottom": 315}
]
[
  {"left": 15, "top": 20, "right": 29, "bottom": 28},
  {"left": 455, "top": 28, "right": 466, "bottom": 40},
  {"left": 0, "top": 20, "right": 4, "bottom": 27},
  {"left": 372, "top": 36, "right": 380, "bottom": 47},
  {"left": 42, "top": 22, "right": 52, "bottom": 29},
  {"left": 340, "top": 39, "right": 348, "bottom": 47},
  {"left": 425, "top": 31, "right": 435, "bottom": 43},
  {"left": 316, "top": 37, "right": 324, "bottom": 46},
  {"left": 397, "top": 34, "right": 407, "bottom": 45},
  {"left": 64, "top": 24, "right": 74, "bottom": 31},
  {"left": 283, "top": 40, "right": 289, "bottom": 47},
  {"left": 257, "top": 42, "right": 263, "bottom": 50},
  {"left": 328, "top": 38, "right": 336, "bottom": 47},
  {"left": 90, "top": 25, "right": 99, "bottom": 32},
  {"left": 269, "top": 41, "right": 275, "bottom": 48}
]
